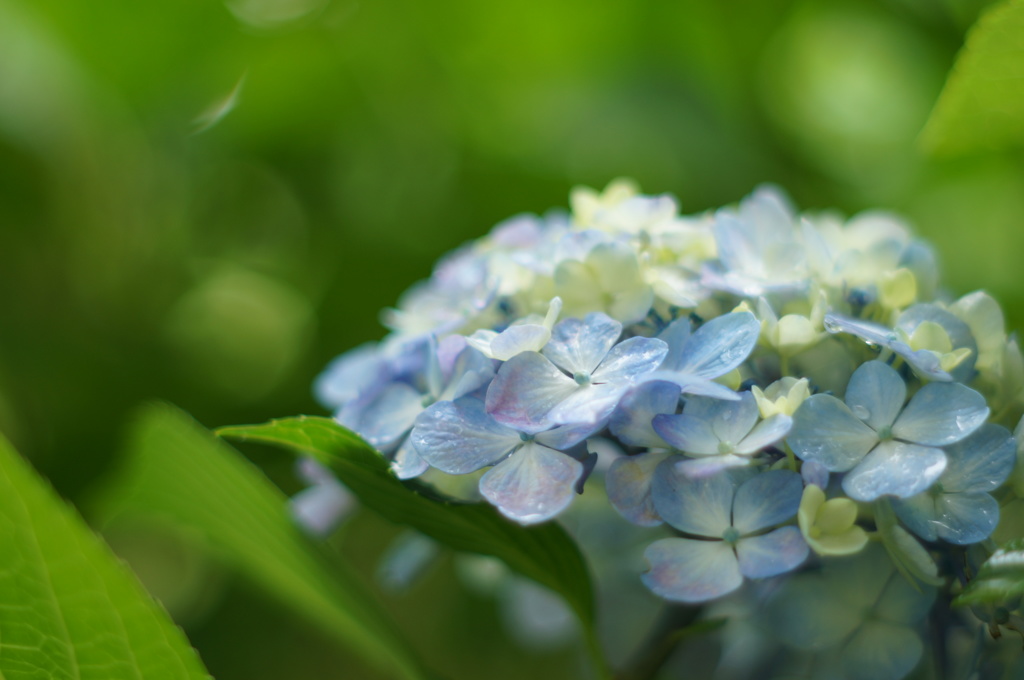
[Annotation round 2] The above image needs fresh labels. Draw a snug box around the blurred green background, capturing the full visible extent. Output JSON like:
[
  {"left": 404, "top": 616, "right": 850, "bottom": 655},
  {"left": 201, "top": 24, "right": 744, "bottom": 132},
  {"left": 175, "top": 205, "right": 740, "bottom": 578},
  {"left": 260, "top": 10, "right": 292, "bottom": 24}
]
[{"left": 1, "top": 0, "right": 1023, "bottom": 677}]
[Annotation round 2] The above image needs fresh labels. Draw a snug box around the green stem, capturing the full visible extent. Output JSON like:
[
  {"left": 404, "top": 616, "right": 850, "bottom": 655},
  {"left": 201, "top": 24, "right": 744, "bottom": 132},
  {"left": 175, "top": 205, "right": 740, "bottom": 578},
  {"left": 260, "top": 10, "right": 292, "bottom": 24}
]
[{"left": 614, "top": 605, "right": 702, "bottom": 680}]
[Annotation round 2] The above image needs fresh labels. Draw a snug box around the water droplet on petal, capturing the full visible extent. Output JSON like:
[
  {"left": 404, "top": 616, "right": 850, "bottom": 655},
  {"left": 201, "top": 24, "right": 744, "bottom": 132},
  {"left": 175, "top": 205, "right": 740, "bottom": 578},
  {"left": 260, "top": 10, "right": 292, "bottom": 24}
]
[{"left": 852, "top": 405, "right": 870, "bottom": 421}]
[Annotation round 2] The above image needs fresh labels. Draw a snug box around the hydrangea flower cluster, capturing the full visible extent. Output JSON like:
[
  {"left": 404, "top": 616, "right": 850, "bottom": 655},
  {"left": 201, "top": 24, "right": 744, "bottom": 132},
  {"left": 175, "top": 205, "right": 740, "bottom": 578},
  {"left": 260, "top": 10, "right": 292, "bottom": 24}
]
[{"left": 315, "top": 180, "right": 1024, "bottom": 679}]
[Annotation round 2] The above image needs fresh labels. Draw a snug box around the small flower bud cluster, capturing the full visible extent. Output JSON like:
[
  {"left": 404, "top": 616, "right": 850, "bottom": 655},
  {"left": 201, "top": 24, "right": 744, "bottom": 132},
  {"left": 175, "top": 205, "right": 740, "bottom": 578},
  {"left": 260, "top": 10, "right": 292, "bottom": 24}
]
[{"left": 315, "top": 180, "right": 1024, "bottom": 679}]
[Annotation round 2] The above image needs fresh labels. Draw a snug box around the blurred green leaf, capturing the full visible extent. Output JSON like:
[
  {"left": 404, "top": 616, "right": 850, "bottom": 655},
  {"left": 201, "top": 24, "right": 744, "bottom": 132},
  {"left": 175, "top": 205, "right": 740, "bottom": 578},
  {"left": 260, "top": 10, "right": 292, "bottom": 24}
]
[
  {"left": 954, "top": 538, "right": 1024, "bottom": 606},
  {"left": 216, "top": 416, "right": 609, "bottom": 677},
  {"left": 97, "top": 403, "right": 428, "bottom": 680},
  {"left": 0, "top": 429, "right": 211, "bottom": 680},
  {"left": 922, "top": 0, "right": 1024, "bottom": 154}
]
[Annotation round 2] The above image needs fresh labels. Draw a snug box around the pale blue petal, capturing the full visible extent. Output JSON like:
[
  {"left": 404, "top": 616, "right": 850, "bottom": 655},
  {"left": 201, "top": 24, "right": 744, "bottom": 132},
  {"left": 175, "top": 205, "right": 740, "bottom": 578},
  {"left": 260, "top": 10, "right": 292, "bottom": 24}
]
[
  {"left": 656, "top": 317, "right": 692, "bottom": 371},
  {"left": 642, "top": 538, "right": 742, "bottom": 603},
  {"left": 844, "top": 360, "right": 905, "bottom": 432},
  {"left": 652, "top": 413, "right": 719, "bottom": 455},
  {"left": 488, "top": 324, "right": 551, "bottom": 361},
  {"left": 839, "top": 622, "right": 923, "bottom": 680},
  {"left": 651, "top": 458, "right": 736, "bottom": 536},
  {"left": 891, "top": 341, "right": 953, "bottom": 382},
  {"left": 485, "top": 352, "right": 578, "bottom": 432},
  {"left": 891, "top": 494, "right": 940, "bottom": 542},
  {"left": 788, "top": 395, "right": 878, "bottom": 471},
  {"left": 479, "top": 442, "right": 583, "bottom": 524},
  {"left": 606, "top": 452, "right": 669, "bottom": 526},
  {"left": 411, "top": 398, "right": 519, "bottom": 474},
  {"left": 896, "top": 304, "right": 978, "bottom": 383},
  {"left": 546, "top": 382, "right": 624, "bottom": 426},
  {"left": 439, "top": 345, "right": 496, "bottom": 402},
  {"left": 801, "top": 460, "right": 829, "bottom": 489},
  {"left": 842, "top": 441, "right": 947, "bottom": 502},
  {"left": 354, "top": 382, "right": 423, "bottom": 451},
  {"left": 609, "top": 382, "right": 681, "bottom": 447},
  {"left": 941, "top": 424, "right": 1016, "bottom": 493},
  {"left": 671, "top": 312, "right": 760, "bottom": 379},
  {"left": 425, "top": 334, "right": 443, "bottom": 399},
  {"left": 732, "top": 469, "right": 804, "bottom": 534},
  {"left": 533, "top": 420, "right": 605, "bottom": 450},
  {"left": 934, "top": 493, "right": 1000, "bottom": 545},
  {"left": 640, "top": 372, "right": 742, "bottom": 400},
  {"left": 290, "top": 480, "right": 352, "bottom": 537},
  {"left": 543, "top": 312, "right": 621, "bottom": 374},
  {"left": 684, "top": 393, "right": 759, "bottom": 446},
  {"left": 391, "top": 437, "right": 429, "bottom": 480},
  {"left": 891, "top": 382, "right": 989, "bottom": 446},
  {"left": 736, "top": 526, "right": 808, "bottom": 578},
  {"left": 591, "top": 336, "right": 669, "bottom": 384},
  {"left": 676, "top": 454, "right": 752, "bottom": 478},
  {"left": 823, "top": 312, "right": 897, "bottom": 346},
  {"left": 314, "top": 343, "right": 385, "bottom": 409},
  {"left": 735, "top": 414, "right": 792, "bottom": 454}
]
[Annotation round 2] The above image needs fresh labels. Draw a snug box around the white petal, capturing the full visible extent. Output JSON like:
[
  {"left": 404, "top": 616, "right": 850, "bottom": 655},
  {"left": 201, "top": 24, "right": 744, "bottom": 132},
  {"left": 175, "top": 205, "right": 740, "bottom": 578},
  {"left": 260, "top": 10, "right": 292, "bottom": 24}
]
[
  {"left": 842, "top": 441, "right": 947, "bottom": 502},
  {"left": 479, "top": 442, "right": 584, "bottom": 524}
]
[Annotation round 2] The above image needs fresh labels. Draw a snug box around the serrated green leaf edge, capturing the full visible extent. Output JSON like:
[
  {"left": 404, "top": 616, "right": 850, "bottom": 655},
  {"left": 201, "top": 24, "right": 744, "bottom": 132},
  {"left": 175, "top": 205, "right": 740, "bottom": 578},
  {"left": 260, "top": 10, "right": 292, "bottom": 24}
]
[
  {"left": 0, "top": 429, "right": 211, "bottom": 680},
  {"left": 97, "top": 403, "right": 429, "bottom": 680},
  {"left": 921, "top": 0, "right": 1024, "bottom": 155},
  {"left": 955, "top": 538, "right": 1024, "bottom": 606},
  {"left": 216, "top": 416, "right": 610, "bottom": 679}
]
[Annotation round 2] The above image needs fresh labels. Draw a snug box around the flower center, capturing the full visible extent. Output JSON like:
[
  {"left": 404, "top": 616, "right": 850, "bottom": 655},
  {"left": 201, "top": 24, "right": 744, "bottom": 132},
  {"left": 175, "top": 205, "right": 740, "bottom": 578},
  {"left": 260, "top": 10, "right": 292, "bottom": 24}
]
[
  {"left": 722, "top": 527, "right": 741, "bottom": 545},
  {"left": 573, "top": 371, "right": 592, "bottom": 386},
  {"left": 717, "top": 440, "right": 735, "bottom": 455},
  {"left": 877, "top": 425, "right": 893, "bottom": 441}
]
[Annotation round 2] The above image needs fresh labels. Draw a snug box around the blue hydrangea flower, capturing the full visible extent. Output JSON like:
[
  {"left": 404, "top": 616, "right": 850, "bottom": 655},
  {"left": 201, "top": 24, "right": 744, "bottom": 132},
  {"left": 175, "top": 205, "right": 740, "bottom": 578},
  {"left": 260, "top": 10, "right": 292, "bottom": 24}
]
[
  {"left": 605, "top": 451, "right": 671, "bottom": 527},
  {"left": 824, "top": 304, "right": 978, "bottom": 383},
  {"left": 642, "top": 467, "right": 808, "bottom": 602},
  {"left": 411, "top": 396, "right": 600, "bottom": 523},
  {"left": 344, "top": 335, "right": 495, "bottom": 478},
  {"left": 652, "top": 392, "right": 793, "bottom": 477},
  {"left": 485, "top": 312, "right": 668, "bottom": 431},
  {"left": 642, "top": 311, "right": 761, "bottom": 400},
  {"left": 764, "top": 544, "right": 935, "bottom": 680},
  {"left": 788, "top": 360, "right": 989, "bottom": 502},
  {"left": 892, "top": 424, "right": 1016, "bottom": 545},
  {"left": 289, "top": 457, "right": 352, "bottom": 537}
]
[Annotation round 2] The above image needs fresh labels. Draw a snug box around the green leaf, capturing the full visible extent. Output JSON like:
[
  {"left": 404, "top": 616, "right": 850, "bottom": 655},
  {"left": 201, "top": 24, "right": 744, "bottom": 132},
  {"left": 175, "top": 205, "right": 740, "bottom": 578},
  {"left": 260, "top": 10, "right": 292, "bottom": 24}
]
[
  {"left": 954, "top": 538, "right": 1024, "bottom": 606},
  {"left": 97, "top": 403, "right": 428, "bottom": 680},
  {"left": 216, "top": 416, "right": 609, "bottom": 678},
  {"left": 921, "top": 0, "right": 1024, "bottom": 154},
  {"left": 0, "top": 430, "right": 211, "bottom": 680}
]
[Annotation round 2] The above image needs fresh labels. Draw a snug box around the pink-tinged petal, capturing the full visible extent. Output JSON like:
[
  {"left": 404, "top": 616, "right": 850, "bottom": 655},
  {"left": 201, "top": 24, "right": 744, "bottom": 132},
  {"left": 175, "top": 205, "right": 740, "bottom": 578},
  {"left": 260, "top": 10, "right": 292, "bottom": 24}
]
[
  {"left": 543, "top": 313, "right": 622, "bottom": 375},
  {"left": 606, "top": 452, "right": 669, "bottom": 526},
  {"left": 652, "top": 413, "right": 719, "bottom": 455},
  {"left": 642, "top": 538, "right": 742, "bottom": 603},
  {"left": 788, "top": 394, "right": 878, "bottom": 472},
  {"left": 609, "top": 382, "right": 682, "bottom": 447},
  {"left": 844, "top": 361, "right": 906, "bottom": 432},
  {"left": 479, "top": 442, "right": 583, "bottom": 524},
  {"left": 651, "top": 458, "right": 737, "bottom": 536},
  {"left": 411, "top": 398, "right": 520, "bottom": 474},
  {"left": 736, "top": 526, "right": 808, "bottom": 579},
  {"left": 732, "top": 470, "right": 804, "bottom": 534},
  {"left": 485, "top": 352, "right": 578, "bottom": 432},
  {"left": 892, "top": 382, "right": 989, "bottom": 447},
  {"left": 842, "top": 441, "right": 947, "bottom": 502},
  {"left": 592, "top": 336, "right": 669, "bottom": 384},
  {"left": 735, "top": 414, "right": 792, "bottom": 454}
]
